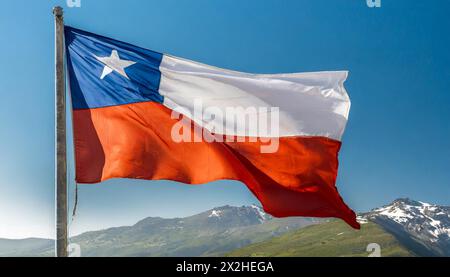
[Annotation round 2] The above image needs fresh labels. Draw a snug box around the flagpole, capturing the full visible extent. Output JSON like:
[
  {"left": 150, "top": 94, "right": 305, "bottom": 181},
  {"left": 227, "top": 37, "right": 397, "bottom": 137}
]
[{"left": 53, "top": 6, "right": 68, "bottom": 258}]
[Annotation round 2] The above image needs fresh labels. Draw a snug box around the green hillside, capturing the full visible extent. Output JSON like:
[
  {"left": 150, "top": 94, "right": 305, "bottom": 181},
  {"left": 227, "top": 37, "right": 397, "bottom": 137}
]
[
  {"left": 0, "top": 238, "right": 53, "bottom": 257},
  {"left": 227, "top": 221, "right": 415, "bottom": 257}
]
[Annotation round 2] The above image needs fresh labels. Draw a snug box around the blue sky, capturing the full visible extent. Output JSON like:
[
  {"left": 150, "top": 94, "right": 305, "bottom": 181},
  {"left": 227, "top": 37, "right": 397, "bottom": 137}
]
[{"left": 0, "top": 0, "right": 449, "bottom": 239}]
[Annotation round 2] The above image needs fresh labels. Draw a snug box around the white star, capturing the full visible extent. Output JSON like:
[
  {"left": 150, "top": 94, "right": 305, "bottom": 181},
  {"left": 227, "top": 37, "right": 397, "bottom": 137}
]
[{"left": 95, "top": 50, "right": 136, "bottom": 80}]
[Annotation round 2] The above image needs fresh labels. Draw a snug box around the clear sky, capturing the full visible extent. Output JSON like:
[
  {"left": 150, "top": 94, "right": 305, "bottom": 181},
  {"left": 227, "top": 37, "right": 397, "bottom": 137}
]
[{"left": 0, "top": 0, "right": 449, "bottom": 239}]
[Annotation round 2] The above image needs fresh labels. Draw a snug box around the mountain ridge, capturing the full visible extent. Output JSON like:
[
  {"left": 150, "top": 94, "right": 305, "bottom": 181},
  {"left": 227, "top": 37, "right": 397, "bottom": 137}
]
[
  {"left": 1, "top": 199, "right": 448, "bottom": 257},
  {"left": 0, "top": 204, "right": 318, "bottom": 257},
  {"left": 360, "top": 198, "right": 450, "bottom": 256},
  {"left": 229, "top": 198, "right": 449, "bottom": 257}
]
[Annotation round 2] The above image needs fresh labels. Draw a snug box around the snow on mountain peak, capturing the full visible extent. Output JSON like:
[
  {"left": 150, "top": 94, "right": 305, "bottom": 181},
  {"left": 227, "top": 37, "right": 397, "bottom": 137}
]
[
  {"left": 363, "top": 198, "right": 450, "bottom": 242},
  {"left": 250, "top": 204, "right": 268, "bottom": 223},
  {"left": 372, "top": 203, "right": 414, "bottom": 223},
  {"left": 208, "top": 210, "right": 222, "bottom": 218},
  {"left": 356, "top": 216, "right": 368, "bottom": 224},
  {"left": 206, "top": 205, "right": 270, "bottom": 224}
]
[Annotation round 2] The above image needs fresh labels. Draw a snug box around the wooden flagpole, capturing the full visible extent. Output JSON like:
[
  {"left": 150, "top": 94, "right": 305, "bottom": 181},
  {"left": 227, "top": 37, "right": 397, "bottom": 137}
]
[{"left": 53, "top": 6, "right": 68, "bottom": 258}]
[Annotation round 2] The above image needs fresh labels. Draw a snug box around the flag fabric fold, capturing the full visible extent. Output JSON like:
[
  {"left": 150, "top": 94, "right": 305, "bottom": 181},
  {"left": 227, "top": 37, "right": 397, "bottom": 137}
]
[{"left": 65, "top": 26, "right": 359, "bottom": 229}]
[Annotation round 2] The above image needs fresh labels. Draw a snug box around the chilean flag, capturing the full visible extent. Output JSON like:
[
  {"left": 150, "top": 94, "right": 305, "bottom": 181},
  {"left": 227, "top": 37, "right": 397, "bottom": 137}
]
[{"left": 65, "top": 26, "right": 359, "bottom": 229}]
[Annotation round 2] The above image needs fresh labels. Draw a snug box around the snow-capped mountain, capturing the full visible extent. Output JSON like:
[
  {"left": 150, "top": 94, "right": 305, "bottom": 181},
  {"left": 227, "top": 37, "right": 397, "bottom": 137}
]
[
  {"left": 207, "top": 205, "right": 270, "bottom": 223},
  {"left": 1, "top": 200, "right": 448, "bottom": 257},
  {"left": 361, "top": 198, "right": 450, "bottom": 256},
  {"left": 71, "top": 205, "right": 317, "bottom": 257}
]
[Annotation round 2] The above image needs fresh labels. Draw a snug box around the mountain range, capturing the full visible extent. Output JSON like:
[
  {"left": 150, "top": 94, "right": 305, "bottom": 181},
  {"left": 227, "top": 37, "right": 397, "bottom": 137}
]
[
  {"left": 230, "top": 198, "right": 450, "bottom": 257},
  {"left": 0, "top": 199, "right": 448, "bottom": 257},
  {"left": 360, "top": 198, "right": 450, "bottom": 256},
  {"left": 0, "top": 205, "right": 319, "bottom": 257}
]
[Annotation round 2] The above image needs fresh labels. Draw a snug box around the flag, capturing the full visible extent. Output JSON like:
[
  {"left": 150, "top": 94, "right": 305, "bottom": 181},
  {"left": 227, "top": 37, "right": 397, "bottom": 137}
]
[{"left": 65, "top": 26, "right": 359, "bottom": 229}]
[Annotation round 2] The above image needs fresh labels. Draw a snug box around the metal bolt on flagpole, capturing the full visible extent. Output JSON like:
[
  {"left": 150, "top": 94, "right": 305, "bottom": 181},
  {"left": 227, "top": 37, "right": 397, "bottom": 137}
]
[{"left": 53, "top": 6, "right": 68, "bottom": 258}]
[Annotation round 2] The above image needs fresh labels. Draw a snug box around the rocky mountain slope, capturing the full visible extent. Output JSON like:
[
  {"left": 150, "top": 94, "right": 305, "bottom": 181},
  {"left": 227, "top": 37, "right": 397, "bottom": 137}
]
[
  {"left": 360, "top": 198, "right": 450, "bottom": 256},
  {"left": 229, "top": 199, "right": 450, "bottom": 257}
]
